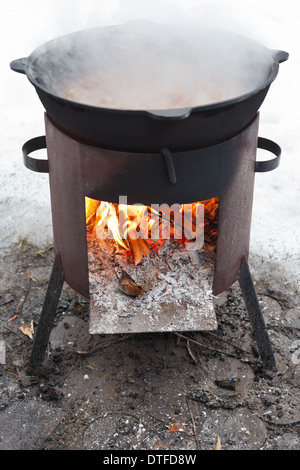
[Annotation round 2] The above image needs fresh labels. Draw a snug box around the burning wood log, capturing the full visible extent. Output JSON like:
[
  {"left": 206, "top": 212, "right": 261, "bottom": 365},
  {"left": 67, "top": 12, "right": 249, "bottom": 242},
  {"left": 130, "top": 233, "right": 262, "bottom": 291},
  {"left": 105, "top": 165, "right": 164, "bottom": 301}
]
[
  {"left": 138, "top": 237, "right": 151, "bottom": 257},
  {"left": 85, "top": 197, "right": 100, "bottom": 226},
  {"left": 181, "top": 199, "right": 219, "bottom": 247},
  {"left": 127, "top": 233, "right": 150, "bottom": 265},
  {"left": 127, "top": 236, "right": 143, "bottom": 265}
]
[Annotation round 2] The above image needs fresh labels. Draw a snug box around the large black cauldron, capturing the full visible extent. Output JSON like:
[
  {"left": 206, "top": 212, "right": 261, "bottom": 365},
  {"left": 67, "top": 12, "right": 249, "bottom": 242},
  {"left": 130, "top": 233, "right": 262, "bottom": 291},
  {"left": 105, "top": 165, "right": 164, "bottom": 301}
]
[{"left": 10, "top": 22, "right": 288, "bottom": 152}]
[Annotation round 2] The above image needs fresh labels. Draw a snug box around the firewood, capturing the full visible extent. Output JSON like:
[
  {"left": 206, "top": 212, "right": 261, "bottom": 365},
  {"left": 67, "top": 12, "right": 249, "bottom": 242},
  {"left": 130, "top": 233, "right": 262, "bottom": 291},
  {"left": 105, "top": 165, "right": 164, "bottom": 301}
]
[
  {"left": 127, "top": 233, "right": 150, "bottom": 265},
  {"left": 138, "top": 237, "right": 150, "bottom": 257},
  {"left": 85, "top": 197, "right": 100, "bottom": 226},
  {"left": 127, "top": 235, "right": 143, "bottom": 265}
]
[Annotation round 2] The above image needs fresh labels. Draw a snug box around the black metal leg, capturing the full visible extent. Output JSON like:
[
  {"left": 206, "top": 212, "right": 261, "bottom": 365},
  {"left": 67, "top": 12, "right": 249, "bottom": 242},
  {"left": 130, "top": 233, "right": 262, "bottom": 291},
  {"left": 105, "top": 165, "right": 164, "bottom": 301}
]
[
  {"left": 27, "top": 252, "right": 64, "bottom": 375},
  {"left": 238, "top": 256, "right": 277, "bottom": 372}
]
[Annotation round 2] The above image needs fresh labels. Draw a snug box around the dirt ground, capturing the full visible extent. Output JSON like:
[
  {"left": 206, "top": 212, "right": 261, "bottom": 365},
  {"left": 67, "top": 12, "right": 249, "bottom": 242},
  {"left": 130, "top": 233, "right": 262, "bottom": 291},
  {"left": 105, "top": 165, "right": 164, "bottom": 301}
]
[{"left": 0, "top": 239, "right": 300, "bottom": 451}]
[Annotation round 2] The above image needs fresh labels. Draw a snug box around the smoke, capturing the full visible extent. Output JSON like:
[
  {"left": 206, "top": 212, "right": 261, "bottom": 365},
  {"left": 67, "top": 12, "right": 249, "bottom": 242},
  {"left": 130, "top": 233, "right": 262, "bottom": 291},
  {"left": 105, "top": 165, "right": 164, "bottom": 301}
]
[
  {"left": 55, "top": 0, "right": 254, "bottom": 37},
  {"left": 31, "top": 17, "right": 274, "bottom": 111},
  {"left": 103, "top": 0, "right": 246, "bottom": 33},
  {"left": 4, "top": 0, "right": 284, "bottom": 51}
]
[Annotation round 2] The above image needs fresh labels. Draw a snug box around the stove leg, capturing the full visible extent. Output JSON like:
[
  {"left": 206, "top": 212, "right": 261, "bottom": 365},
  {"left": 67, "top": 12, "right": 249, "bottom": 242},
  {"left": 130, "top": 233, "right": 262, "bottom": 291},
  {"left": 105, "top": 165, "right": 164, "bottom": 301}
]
[
  {"left": 27, "top": 252, "right": 64, "bottom": 375},
  {"left": 238, "top": 256, "right": 277, "bottom": 372}
]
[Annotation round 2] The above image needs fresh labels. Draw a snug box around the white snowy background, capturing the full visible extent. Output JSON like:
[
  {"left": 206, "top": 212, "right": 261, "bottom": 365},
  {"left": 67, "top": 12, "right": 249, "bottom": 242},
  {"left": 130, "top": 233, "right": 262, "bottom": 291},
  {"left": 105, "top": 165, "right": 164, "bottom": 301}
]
[{"left": 0, "top": 0, "right": 299, "bottom": 293}]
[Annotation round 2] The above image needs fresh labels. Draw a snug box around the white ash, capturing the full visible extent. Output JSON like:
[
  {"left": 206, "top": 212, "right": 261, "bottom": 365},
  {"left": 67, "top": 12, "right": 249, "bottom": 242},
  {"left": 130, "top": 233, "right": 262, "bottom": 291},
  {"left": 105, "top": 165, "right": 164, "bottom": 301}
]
[{"left": 87, "top": 232, "right": 217, "bottom": 334}]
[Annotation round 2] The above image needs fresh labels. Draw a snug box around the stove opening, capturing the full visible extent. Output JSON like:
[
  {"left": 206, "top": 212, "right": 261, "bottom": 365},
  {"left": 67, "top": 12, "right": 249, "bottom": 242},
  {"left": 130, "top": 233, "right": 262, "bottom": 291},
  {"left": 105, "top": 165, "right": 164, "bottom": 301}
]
[{"left": 85, "top": 196, "right": 219, "bottom": 334}]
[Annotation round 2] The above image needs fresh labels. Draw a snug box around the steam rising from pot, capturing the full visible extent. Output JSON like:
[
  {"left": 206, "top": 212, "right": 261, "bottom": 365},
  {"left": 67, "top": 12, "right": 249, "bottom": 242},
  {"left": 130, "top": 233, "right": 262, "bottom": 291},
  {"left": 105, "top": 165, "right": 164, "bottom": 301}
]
[{"left": 28, "top": 20, "right": 274, "bottom": 111}]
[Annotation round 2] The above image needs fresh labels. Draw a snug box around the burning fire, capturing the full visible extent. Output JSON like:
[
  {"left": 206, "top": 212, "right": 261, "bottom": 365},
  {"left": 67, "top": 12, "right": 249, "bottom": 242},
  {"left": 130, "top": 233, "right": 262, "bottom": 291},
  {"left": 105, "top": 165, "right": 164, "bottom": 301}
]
[{"left": 85, "top": 197, "right": 218, "bottom": 265}]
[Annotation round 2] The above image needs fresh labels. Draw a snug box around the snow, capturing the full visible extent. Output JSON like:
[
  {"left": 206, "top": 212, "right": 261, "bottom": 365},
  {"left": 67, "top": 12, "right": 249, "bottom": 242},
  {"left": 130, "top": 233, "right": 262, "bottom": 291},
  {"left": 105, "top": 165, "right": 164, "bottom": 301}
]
[{"left": 0, "top": 0, "right": 299, "bottom": 292}]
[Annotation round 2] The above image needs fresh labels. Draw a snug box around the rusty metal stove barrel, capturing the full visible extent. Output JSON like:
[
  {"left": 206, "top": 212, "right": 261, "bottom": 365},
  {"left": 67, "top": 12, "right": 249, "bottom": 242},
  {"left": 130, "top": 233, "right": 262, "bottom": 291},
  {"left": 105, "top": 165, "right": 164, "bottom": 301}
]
[{"left": 22, "top": 113, "right": 281, "bottom": 373}]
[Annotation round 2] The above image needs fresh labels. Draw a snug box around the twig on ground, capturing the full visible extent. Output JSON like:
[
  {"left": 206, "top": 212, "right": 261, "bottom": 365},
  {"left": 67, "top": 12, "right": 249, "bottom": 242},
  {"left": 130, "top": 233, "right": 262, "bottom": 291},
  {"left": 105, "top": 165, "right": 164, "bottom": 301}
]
[
  {"left": 4, "top": 325, "right": 28, "bottom": 342},
  {"left": 186, "top": 339, "right": 197, "bottom": 364},
  {"left": 186, "top": 398, "right": 200, "bottom": 450},
  {"left": 7, "top": 315, "right": 18, "bottom": 323},
  {"left": 273, "top": 364, "right": 296, "bottom": 385},
  {"left": 77, "top": 335, "right": 129, "bottom": 357},
  {"left": 173, "top": 332, "right": 244, "bottom": 360},
  {"left": 204, "top": 331, "right": 250, "bottom": 355},
  {"left": 15, "top": 277, "right": 32, "bottom": 315}
]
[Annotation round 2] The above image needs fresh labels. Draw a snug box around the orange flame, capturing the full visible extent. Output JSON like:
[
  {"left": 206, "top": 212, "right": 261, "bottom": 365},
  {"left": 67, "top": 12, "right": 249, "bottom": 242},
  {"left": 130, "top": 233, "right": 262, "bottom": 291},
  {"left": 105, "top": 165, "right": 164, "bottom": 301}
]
[{"left": 85, "top": 196, "right": 219, "bottom": 264}]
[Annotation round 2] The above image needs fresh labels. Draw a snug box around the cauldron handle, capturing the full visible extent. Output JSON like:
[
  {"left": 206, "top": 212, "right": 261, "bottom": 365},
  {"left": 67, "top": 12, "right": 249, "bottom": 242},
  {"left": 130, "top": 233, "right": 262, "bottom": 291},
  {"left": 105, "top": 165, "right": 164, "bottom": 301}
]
[
  {"left": 146, "top": 107, "right": 192, "bottom": 120},
  {"left": 10, "top": 58, "right": 28, "bottom": 74},
  {"left": 272, "top": 50, "right": 289, "bottom": 64},
  {"left": 255, "top": 137, "right": 281, "bottom": 173}
]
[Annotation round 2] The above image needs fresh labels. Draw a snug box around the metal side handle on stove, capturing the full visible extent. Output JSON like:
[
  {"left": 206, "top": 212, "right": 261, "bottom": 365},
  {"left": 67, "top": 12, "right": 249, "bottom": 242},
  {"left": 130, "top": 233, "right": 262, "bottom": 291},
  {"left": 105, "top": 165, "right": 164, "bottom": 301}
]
[
  {"left": 22, "top": 136, "right": 49, "bottom": 173},
  {"left": 256, "top": 137, "right": 281, "bottom": 172},
  {"left": 22, "top": 135, "right": 281, "bottom": 175}
]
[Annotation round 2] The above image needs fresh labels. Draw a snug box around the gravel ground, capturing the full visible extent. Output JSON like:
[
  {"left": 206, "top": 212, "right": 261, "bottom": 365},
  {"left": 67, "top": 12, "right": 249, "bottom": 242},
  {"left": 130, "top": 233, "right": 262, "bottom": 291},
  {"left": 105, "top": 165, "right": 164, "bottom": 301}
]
[{"left": 0, "top": 240, "right": 299, "bottom": 451}]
